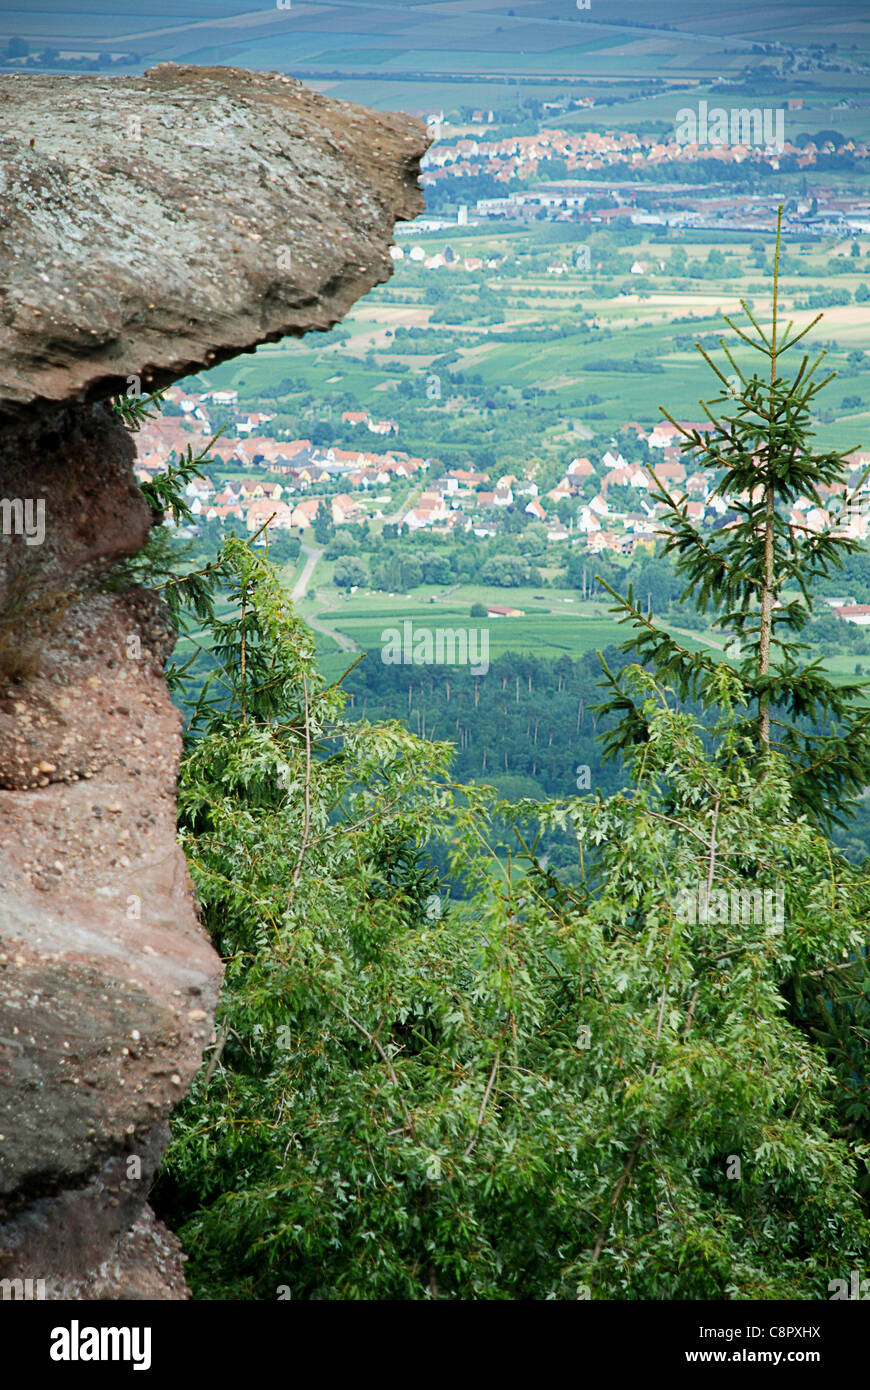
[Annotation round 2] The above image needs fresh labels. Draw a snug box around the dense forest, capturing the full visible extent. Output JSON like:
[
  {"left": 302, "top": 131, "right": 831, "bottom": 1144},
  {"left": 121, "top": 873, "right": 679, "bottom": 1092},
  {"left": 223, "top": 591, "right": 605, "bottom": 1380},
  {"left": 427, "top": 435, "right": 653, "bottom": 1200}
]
[
  {"left": 343, "top": 647, "right": 625, "bottom": 796},
  {"left": 337, "top": 642, "right": 870, "bottom": 868}
]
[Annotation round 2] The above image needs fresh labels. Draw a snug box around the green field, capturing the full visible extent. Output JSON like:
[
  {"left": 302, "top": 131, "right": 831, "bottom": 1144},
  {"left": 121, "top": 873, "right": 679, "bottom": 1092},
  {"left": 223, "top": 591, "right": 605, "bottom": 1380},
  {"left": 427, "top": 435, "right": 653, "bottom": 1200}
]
[
  {"left": 200, "top": 220, "right": 870, "bottom": 457},
  {"left": 299, "top": 578, "right": 722, "bottom": 684},
  {"left": 4, "top": 0, "right": 869, "bottom": 125}
]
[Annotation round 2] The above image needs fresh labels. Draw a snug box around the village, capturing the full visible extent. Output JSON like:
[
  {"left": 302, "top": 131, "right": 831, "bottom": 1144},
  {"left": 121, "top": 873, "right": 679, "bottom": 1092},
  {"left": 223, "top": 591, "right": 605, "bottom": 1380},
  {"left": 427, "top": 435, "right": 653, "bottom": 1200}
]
[
  {"left": 416, "top": 117, "right": 870, "bottom": 238},
  {"left": 422, "top": 116, "right": 869, "bottom": 185},
  {"left": 137, "top": 386, "right": 870, "bottom": 628}
]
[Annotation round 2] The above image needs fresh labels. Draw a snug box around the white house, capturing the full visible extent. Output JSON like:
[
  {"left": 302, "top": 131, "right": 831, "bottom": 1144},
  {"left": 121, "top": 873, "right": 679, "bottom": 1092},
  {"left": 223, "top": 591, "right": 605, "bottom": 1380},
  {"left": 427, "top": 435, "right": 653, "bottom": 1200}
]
[
  {"left": 577, "top": 507, "right": 602, "bottom": 534},
  {"left": 835, "top": 605, "right": 870, "bottom": 626}
]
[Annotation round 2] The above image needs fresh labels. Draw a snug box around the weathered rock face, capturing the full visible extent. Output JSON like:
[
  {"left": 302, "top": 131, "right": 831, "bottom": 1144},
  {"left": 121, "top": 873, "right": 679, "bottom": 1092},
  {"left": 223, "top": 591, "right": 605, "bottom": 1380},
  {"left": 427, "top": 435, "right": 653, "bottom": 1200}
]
[
  {"left": 0, "top": 63, "right": 427, "bottom": 421},
  {"left": 0, "top": 64, "right": 427, "bottom": 1298}
]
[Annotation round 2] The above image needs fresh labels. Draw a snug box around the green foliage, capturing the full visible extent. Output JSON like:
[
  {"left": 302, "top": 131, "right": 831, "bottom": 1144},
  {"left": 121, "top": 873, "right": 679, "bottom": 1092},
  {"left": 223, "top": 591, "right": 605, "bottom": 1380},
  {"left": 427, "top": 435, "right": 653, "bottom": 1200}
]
[
  {"left": 344, "top": 647, "right": 626, "bottom": 806},
  {"left": 333, "top": 557, "right": 368, "bottom": 589},
  {"left": 137, "top": 426, "right": 226, "bottom": 528},
  {"left": 596, "top": 211, "right": 870, "bottom": 832},
  {"left": 594, "top": 212, "right": 870, "bottom": 1213},
  {"left": 260, "top": 531, "right": 301, "bottom": 565},
  {"left": 111, "top": 386, "right": 168, "bottom": 433},
  {"left": 106, "top": 388, "right": 231, "bottom": 687},
  {"left": 155, "top": 609, "right": 870, "bottom": 1296},
  {"left": 313, "top": 500, "right": 333, "bottom": 545},
  {"left": 479, "top": 554, "right": 541, "bottom": 587}
]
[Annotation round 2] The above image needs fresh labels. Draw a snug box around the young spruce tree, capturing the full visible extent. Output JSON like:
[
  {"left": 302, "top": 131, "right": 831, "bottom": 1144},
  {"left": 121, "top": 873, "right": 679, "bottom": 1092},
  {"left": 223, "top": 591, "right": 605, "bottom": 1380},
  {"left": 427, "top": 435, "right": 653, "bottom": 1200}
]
[
  {"left": 596, "top": 207, "right": 870, "bottom": 1175},
  {"left": 598, "top": 209, "right": 870, "bottom": 823}
]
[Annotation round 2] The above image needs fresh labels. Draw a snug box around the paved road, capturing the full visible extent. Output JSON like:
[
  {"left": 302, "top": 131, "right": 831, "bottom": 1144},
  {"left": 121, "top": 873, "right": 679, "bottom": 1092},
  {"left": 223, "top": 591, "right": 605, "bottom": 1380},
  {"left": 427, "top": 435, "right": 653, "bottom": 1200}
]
[
  {"left": 292, "top": 543, "right": 358, "bottom": 653},
  {"left": 292, "top": 544, "right": 321, "bottom": 603}
]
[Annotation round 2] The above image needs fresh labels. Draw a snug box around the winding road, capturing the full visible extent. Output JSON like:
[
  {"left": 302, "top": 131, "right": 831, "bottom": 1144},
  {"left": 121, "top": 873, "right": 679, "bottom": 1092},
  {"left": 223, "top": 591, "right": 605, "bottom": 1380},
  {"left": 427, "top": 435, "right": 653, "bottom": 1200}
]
[
  {"left": 292, "top": 543, "right": 358, "bottom": 653},
  {"left": 291, "top": 543, "right": 321, "bottom": 603}
]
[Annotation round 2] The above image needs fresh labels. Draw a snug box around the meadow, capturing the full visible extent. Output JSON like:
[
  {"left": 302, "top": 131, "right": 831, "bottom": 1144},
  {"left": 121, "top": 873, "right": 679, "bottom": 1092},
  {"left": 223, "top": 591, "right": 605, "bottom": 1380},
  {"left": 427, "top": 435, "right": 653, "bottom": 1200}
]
[
  {"left": 296, "top": 576, "right": 727, "bottom": 685},
  {"left": 200, "top": 220, "right": 870, "bottom": 457}
]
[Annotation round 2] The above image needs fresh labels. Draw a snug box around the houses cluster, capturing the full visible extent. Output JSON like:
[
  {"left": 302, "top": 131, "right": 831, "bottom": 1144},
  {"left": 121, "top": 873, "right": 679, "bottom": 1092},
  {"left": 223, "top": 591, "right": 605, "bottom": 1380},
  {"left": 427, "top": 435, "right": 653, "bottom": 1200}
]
[
  {"left": 532, "top": 421, "right": 714, "bottom": 555},
  {"left": 390, "top": 242, "right": 490, "bottom": 273},
  {"left": 397, "top": 422, "right": 870, "bottom": 566},
  {"left": 398, "top": 465, "right": 588, "bottom": 543},
  {"left": 133, "top": 387, "right": 431, "bottom": 535},
  {"left": 341, "top": 409, "right": 399, "bottom": 436},
  {"left": 581, "top": 435, "right": 870, "bottom": 562},
  {"left": 133, "top": 387, "right": 870, "bottom": 587},
  {"left": 400, "top": 468, "right": 490, "bottom": 534},
  {"left": 164, "top": 473, "right": 365, "bottom": 533},
  {"left": 417, "top": 118, "right": 869, "bottom": 239},
  {"left": 399, "top": 469, "right": 551, "bottom": 538},
  {"left": 470, "top": 186, "right": 867, "bottom": 239},
  {"left": 422, "top": 124, "right": 870, "bottom": 192}
]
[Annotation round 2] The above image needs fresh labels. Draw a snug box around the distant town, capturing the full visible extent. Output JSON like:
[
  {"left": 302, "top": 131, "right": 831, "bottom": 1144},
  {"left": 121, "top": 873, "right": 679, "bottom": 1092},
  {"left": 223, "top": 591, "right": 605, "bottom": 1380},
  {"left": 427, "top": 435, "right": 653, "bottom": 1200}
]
[{"left": 417, "top": 115, "right": 870, "bottom": 238}]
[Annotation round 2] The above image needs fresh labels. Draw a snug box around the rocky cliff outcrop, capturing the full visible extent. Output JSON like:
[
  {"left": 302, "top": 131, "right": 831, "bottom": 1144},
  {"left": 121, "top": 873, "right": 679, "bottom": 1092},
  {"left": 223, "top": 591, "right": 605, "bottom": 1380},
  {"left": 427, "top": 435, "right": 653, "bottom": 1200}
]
[{"left": 0, "top": 63, "right": 427, "bottom": 1298}]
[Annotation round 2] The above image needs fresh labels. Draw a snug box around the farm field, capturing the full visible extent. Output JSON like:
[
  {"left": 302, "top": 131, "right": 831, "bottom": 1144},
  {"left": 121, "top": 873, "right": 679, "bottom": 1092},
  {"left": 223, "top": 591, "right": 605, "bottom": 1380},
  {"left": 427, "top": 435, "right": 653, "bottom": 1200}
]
[
  {"left": 297, "top": 591, "right": 870, "bottom": 690},
  {"left": 302, "top": 580, "right": 726, "bottom": 685},
  {"left": 202, "top": 220, "right": 870, "bottom": 457},
  {"left": 4, "top": 1, "right": 870, "bottom": 136}
]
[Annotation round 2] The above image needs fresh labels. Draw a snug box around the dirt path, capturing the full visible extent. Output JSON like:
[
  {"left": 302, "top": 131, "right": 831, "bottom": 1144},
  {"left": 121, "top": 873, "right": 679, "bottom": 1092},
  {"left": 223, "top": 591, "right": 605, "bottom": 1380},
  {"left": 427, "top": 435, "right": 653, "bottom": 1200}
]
[
  {"left": 292, "top": 544, "right": 321, "bottom": 603},
  {"left": 306, "top": 608, "right": 358, "bottom": 653}
]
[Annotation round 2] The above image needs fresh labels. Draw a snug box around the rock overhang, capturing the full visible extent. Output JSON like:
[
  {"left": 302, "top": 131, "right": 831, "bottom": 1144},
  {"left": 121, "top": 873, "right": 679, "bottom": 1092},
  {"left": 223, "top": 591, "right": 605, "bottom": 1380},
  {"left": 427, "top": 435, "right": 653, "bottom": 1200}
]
[
  {"left": 0, "top": 62, "right": 428, "bottom": 1298},
  {"left": 0, "top": 62, "right": 430, "bottom": 422}
]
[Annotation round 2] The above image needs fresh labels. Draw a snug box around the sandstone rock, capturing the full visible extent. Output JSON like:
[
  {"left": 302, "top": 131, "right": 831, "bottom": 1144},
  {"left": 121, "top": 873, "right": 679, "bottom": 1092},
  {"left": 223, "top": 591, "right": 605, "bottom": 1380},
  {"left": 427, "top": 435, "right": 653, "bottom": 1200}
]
[
  {"left": 0, "top": 63, "right": 428, "bottom": 421},
  {"left": 0, "top": 64, "right": 427, "bottom": 1299}
]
